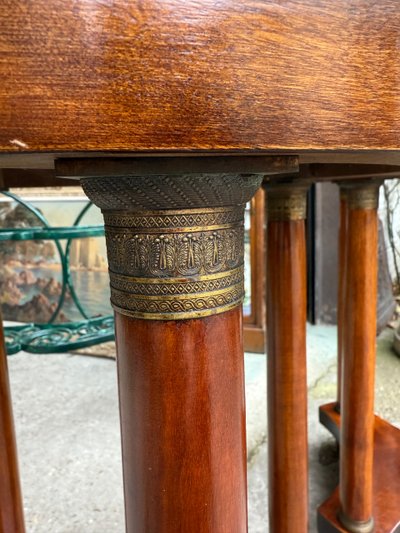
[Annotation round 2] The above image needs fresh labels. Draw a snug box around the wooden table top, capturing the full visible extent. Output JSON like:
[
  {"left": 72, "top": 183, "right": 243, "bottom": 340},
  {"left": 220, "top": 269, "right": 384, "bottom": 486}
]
[{"left": 1, "top": 0, "right": 400, "bottom": 169}]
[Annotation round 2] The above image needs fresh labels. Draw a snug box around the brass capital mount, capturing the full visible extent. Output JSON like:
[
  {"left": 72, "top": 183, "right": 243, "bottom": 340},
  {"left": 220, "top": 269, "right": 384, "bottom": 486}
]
[
  {"left": 263, "top": 181, "right": 310, "bottom": 221},
  {"left": 81, "top": 173, "right": 263, "bottom": 320},
  {"left": 56, "top": 155, "right": 299, "bottom": 320},
  {"left": 338, "top": 180, "right": 382, "bottom": 210}
]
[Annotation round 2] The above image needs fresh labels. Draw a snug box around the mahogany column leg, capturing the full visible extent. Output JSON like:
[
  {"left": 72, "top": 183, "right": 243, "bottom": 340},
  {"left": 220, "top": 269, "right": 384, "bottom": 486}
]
[
  {"left": 338, "top": 183, "right": 380, "bottom": 532},
  {"left": 82, "top": 172, "right": 263, "bottom": 533},
  {"left": 115, "top": 309, "right": 246, "bottom": 532},
  {"left": 264, "top": 183, "right": 309, "bottom": 533},
  {"left": 317, "top": 181, "right": 398, "bottom": 533},
  {"left": 0, "top": 317, "right": 25, "bottom": 532}
]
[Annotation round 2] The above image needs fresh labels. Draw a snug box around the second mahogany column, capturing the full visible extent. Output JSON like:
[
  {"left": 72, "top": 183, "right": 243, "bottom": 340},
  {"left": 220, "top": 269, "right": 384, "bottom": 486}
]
[
  {"left": 81, "top": 172, "right": 262, "bottom": 533},
  {"left": 338, "top": 181, "right": 380, "bottom": 533},
  {"left": 263, "top": 182, "right": 309, "bottom": 533}
]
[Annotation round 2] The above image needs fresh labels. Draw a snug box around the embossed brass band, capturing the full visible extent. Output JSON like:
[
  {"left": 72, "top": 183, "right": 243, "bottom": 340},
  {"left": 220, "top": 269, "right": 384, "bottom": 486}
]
[
  {"left": 103, "top": 206, "right": 243, "bottom": 231},
  {"left": 81, "top": 172, "right": 263, "bottom": 321},
  {"left": 345, "top": 183, "right": 380, "bottom": 210},
  {"left": 104, "top": 206, "right": 245, "bottom": 320},
  {"left": 111, "top": 279, "right": 244, "bottom": 320},
  {"left": 265, "top": 186, "right": 308, "bottom": 221}
]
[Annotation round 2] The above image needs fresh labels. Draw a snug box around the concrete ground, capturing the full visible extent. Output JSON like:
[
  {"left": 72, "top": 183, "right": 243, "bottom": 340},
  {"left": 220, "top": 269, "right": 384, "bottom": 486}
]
[{"left": 6, "top": 324, "right": 400, "bottom": 532}]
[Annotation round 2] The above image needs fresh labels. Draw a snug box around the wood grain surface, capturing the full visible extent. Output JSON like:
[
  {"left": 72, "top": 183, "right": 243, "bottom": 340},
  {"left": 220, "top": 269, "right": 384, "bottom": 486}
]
[
  {"left": 339, "top": 199, "right": 378, "bottom": 524},
  {"left": 114, "top": 307, "right": 248, "bottom": 533},
  {"left": 266, "top": 219, "right": 308, "bottom": 532},
  {"left": 1, "top": 0, "right": 400, "bottom": 159}
]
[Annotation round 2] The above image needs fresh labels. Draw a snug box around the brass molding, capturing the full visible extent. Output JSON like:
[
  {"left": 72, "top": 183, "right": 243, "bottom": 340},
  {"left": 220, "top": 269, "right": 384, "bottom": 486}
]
[
  {"left": 104, "top": 207, "right": 244, "bottom": 320},
  {"left": 82, "top": 172, "right": 263, "bottom": 320},
  {"left": 109, "top": 266, "right": 243, "bottom": 295},
  {"left": 346, "top": 185, "right": 380, "bottom": 210},
  {"left": 338, "top": 510, "right": 374, "bottom": 533},
  {"left": 111, "top": 299, "right": 242, "bottom": 321},
  {"left": 103, "top": 207, "right": 243, "bottom": 231},
  {"left": 111, "top": 280, "right": 244, "bottom": 320},
  {"left": 81, "top": 174, "right": 262, "bottom": 211},
  {"left": 266, "top": 188, "right": 308, "bottom": 221}
]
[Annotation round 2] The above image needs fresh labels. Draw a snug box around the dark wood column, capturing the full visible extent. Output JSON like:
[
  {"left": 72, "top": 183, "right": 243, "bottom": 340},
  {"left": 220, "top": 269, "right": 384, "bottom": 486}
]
[
  {"left": 81, "top": 171, "right": 263, "bottom": 533},
  {"left": 338, "top": 182, "right": 380, "bottom": 533},
  {"left": 0, "top": 317, "right": 25, "bottom": 533},
  {"left": 115, "top": 309, "right": 246, "bottom": 532},
  {"left": 318, "top": 180, "right": 397, "bottom": 533},
  {"left": 263, "top": 182, "right": 309, "bottom": 533},
  {"left": 320, "top": 181, "right": 379, "bottom": 533}
]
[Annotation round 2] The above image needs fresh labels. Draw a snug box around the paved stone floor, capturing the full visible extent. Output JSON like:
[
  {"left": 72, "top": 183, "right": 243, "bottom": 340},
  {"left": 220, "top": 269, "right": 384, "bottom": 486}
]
[{"left": 6, "top": 324, "right": 400, "bottom": 532}]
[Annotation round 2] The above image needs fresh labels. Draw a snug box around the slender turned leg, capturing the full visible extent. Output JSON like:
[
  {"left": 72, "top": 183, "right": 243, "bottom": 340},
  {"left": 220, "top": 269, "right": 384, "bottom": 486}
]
[
  {"left": 82, "top": 172, "right": 263, "bottom": 532},
  {"left": 264, "top": 183, "right": 309, "bottom": 533},
  {"left": 338, "top": 182, "right": 380, "bottom": 533},
  {"left": 0, "top": 317, "right": 25, "bottom": 532},
  {"left": 318, "top": 180, "right": 400, "bottom": 532},
  {"left": 336, "top": 188, "right": 348, "bottom": 410}
]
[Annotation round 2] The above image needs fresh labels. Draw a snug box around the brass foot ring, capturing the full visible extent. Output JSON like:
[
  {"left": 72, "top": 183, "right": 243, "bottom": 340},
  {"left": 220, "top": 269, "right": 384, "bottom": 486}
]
[{"left": 338, "top": 510, "right": 374, "bottom": 533}]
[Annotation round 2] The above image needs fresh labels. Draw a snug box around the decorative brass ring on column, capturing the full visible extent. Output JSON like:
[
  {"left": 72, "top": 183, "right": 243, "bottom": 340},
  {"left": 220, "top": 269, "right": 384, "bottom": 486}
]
[
  {"left": 81, "top": 172, "right": 263, "bottom": 321},
  {"left": 338, "top": 510, "right": 375, "bottom": 533},
  {"left": 343, "top": 181, "right": 381, "bottom": 210},
  {"left": 103, "top": 207, "right": 245, "bottom": 320},
  {"left": 264, "top": 183, "right": 309, "bottom": 221}
]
